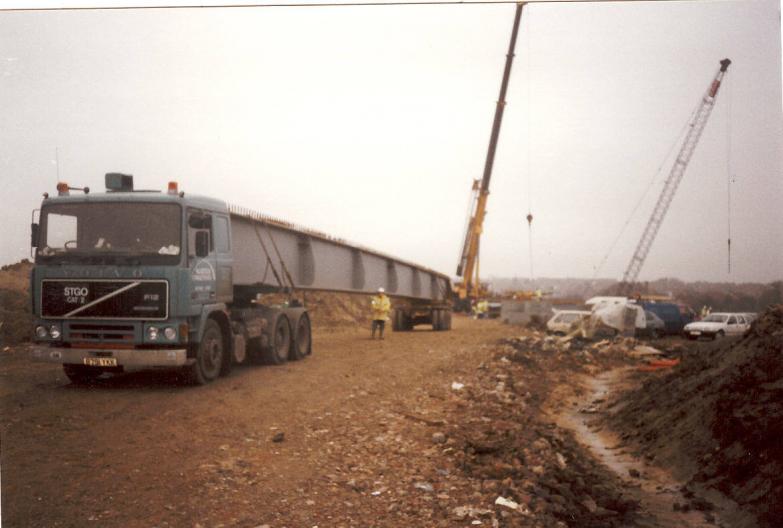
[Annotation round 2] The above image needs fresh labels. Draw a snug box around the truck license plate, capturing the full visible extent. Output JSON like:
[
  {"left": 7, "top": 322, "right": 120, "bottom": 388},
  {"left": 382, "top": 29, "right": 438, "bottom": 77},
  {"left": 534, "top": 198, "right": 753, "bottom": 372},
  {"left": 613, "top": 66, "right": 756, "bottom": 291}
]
[
  {"left": 691, "top": 331, "right": 701, "bottom": 336},
  {"left": 84, "top": 357, "right": 118, "bottom": 367}
]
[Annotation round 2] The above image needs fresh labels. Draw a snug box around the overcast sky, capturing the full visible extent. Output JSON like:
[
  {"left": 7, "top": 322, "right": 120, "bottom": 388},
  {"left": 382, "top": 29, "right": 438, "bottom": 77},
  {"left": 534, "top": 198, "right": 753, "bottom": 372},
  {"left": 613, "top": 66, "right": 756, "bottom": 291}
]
[{"left": 1, "top": 0, "right": 781, "bottom": 283}]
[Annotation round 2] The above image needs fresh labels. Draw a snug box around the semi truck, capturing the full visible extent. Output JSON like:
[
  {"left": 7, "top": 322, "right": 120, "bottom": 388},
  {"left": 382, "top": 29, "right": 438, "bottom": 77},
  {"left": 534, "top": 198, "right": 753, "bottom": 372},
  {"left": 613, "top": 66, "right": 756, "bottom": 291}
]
[{"left": 29, "top": 174, "right": 452, "bottom": 384}]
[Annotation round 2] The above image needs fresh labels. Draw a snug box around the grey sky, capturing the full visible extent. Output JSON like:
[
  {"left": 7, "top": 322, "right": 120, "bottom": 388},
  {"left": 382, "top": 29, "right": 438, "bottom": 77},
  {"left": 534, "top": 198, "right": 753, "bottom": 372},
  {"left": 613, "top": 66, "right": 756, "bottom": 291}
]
[{"left": 1, "top": 0, "right": 781, "bottom": 283}]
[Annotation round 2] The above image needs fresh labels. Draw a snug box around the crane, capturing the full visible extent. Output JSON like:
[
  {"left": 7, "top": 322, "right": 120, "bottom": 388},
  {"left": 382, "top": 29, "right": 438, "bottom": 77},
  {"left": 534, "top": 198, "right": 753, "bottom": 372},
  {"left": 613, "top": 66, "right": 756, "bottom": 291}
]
[
  {"left": 455, "top": 2, "right": 525, "bottom": 308},
  {"left": 620, "top": 58, "right": 731, "bottom": 294}
]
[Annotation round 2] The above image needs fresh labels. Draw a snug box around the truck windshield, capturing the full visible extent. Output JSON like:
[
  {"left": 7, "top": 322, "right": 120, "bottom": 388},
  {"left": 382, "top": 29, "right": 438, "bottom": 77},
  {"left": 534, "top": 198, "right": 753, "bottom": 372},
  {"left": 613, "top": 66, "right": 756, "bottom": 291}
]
[{"left": 37, "top": 202, "right": 181, "bottom": 265}]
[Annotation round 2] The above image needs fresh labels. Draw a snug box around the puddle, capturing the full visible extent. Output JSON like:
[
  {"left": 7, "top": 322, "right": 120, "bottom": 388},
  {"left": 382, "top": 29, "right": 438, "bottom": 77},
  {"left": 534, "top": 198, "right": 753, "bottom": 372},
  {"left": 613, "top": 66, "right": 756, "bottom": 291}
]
[{"left": 557, "top": 368, "right": 724, "bottom": 528}]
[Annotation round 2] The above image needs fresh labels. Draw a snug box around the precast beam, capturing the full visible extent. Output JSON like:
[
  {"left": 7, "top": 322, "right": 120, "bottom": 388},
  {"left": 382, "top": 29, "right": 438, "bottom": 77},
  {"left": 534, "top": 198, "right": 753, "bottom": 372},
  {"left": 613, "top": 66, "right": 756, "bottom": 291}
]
[{"left": 229, "top": 207, "right": 451, "bottom": 303}]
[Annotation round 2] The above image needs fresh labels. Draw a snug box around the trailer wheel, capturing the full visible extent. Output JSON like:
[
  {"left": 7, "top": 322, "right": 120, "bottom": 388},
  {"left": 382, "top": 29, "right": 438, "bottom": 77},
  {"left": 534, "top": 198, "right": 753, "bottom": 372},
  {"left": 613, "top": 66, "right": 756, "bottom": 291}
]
[
  {"left": 289, "top": 313, "right": 312, "bottom": 360},
  {"left": 444, "top": 310, "right": 452, "bottom": 330},
  {"left": 393, "top": 309, "right": 407, "bottom": 332},
  {"left": 264, "top": 314, "right": 291, "bottom": 365},
  {"left": 63, "top": 364, "right": 102, "bottom": 385},
  {"left": 188, "top": 319, "right": 224, "bottom": 385},
  {"left": 432, "top": 309, "right": 442, "bottom": 331},
  {"left": 404, "top": 313, "right": 414, "bottom": 331}
]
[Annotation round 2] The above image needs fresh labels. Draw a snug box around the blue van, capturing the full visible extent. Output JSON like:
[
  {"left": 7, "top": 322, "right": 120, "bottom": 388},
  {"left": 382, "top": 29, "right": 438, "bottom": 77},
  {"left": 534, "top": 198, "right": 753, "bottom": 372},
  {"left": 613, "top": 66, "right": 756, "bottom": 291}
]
[{"left": 641, "top": 302, "right": 694, "bottom": 335}]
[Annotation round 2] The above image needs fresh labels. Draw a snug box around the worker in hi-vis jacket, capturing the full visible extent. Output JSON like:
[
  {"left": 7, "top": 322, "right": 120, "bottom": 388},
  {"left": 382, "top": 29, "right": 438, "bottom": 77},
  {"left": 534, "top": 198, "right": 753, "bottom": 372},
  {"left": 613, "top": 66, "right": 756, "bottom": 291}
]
[{"left": 370, "top": 287, "right": 392, "bottom": 339}]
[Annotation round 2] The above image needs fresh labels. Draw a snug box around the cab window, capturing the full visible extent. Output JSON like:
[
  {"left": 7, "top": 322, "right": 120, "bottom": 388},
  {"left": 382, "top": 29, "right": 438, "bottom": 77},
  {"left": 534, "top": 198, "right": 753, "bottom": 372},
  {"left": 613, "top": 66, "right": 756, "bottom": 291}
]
[{"left": 214, "top": 215, "right": 230, "bottom": 254}]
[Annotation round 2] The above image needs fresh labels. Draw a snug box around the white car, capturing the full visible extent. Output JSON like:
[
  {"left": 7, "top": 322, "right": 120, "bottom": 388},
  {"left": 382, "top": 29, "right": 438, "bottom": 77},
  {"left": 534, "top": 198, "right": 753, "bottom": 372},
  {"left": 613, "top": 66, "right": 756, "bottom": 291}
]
[
  {"left": 546, "top": 310, "right": 591, "bottom": 335},
  {"left": 683, "top": 313, "right": 751, "bottom": 340}
]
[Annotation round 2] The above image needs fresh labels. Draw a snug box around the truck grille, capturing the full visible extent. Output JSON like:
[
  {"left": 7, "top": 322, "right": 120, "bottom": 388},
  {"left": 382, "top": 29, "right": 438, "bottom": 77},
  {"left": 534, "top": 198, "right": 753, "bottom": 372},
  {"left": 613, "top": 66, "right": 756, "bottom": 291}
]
[
  {"left": 41, "top": 280, "right": 168, "bottom": 320},
  {"left": 67, "top": 323, "right": 136, "bottom": 343}
]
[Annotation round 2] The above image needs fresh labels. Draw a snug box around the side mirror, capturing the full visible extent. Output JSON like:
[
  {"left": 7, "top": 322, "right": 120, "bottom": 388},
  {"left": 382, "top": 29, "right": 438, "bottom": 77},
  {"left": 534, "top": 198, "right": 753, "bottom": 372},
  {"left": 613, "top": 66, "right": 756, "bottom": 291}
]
[
  {"left": 195, "top": 231, "right": 210, "bottom": 258},
  {"left": 31, "top": 223, "right": 40, "bottom": 248}
]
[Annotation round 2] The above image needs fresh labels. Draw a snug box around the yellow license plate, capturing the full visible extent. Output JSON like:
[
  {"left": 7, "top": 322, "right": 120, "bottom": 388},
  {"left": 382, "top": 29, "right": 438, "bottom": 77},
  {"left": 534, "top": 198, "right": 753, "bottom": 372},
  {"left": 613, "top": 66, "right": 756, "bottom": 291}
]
[{"left": 83, "top": 357, "right": 118, "bottom": 367}]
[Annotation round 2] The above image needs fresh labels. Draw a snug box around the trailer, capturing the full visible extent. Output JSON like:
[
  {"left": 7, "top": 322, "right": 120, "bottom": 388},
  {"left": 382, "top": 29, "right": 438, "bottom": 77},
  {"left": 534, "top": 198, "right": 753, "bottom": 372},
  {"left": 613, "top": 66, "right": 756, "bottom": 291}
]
[{"left": 29, "top": 175, "right": 452, "bottom": 384}]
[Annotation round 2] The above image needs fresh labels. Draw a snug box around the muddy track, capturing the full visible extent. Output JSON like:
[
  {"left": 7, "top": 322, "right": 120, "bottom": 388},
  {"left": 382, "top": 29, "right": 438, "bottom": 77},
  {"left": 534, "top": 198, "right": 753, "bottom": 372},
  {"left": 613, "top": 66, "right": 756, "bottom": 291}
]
[{"left": 554, "top": 368, "right": 753, "bottom": 528}]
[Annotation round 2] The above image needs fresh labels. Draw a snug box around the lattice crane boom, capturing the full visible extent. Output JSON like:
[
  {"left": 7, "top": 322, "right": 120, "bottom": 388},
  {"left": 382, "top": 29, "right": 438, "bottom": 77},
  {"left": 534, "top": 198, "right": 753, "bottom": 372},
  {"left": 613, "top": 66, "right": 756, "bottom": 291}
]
[{"left": 621, "top": 58, "right": 731, "bottom": 291}]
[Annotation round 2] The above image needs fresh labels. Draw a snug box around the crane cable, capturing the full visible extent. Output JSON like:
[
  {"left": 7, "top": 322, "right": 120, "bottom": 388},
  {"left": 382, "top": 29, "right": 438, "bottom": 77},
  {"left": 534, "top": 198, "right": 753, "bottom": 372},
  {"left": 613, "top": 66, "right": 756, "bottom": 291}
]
[
  {"left": 726, "top": 73, "right": 733, "bottom": 274},
  {"left": 525, "top": 5, "right": 534, "bottom": 283}
]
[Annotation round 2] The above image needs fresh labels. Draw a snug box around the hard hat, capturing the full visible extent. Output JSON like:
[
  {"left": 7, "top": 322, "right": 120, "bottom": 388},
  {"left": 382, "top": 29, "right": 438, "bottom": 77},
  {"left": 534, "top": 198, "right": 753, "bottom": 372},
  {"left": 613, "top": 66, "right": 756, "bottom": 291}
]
[{"left": 378, "top": 287, "right": 385, "bottom": 293}]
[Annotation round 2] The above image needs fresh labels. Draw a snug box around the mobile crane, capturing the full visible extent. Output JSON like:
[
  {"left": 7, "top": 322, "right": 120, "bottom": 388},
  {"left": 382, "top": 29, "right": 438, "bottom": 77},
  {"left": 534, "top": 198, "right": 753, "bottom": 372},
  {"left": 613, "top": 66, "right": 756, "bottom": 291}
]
[
  {"left": 620, "top": 58, "right": 731, "bottom": 293},
  {"left": 455, "top": 2, "right": 524, "bottom": 310}
]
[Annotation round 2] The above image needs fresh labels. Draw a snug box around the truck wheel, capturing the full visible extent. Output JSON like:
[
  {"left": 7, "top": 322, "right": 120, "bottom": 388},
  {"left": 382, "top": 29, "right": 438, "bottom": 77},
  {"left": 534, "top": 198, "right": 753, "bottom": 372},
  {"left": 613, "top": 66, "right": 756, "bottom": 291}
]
[
  {"left": 444, "top": 310, "right": 452, "bottom": 330},
  {"left": 188, "top": 319, "right": 224, "bottom": 385},
  {"left": 264, "top": 314, "right": 291, "bottom": 365},
  {"left": 392, "top": 309, "right": 400, "bottom": 332},
  {"left": 433, "top": 309, "right": 443, "bottom": 331},
  {"left": 714, "top": 330, "right": 725, "bottom": 340},
  {"left": 63, "top": 364, "right": 102, "bottom": 385},
  {"left": 289, "top": 313, "right": 312, "bottom": 360}
]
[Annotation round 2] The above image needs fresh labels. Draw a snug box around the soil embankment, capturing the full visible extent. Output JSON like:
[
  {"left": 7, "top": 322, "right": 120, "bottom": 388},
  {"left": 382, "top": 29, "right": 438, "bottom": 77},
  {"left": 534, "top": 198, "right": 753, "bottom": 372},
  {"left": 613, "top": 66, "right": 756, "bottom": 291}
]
[{"left": 603, "top": 306, "right": 783, "bottom": 528}]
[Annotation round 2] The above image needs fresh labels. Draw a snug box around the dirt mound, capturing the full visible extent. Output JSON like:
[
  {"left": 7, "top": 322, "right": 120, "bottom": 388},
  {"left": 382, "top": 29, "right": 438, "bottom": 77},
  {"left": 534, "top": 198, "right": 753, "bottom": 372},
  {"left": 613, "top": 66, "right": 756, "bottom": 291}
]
[
  {"left": 0, "top": 260, "right": 33, "bottom": 346},
  {"left": 302, "top": 291, "right": 370, "bottom": 329},
  {"left": 0, "top": 259, "right": 32, "bottom": 294},
  {"left": 605, "top": 305, "right": 783, "bottom": 527}
]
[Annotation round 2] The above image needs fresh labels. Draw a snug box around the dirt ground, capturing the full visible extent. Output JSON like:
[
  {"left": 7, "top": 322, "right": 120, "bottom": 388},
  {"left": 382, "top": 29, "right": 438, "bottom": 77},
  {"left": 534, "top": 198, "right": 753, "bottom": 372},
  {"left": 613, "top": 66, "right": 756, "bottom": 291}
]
[
  {"left": 0, "top": 316, "right": 637, "bottom": 528},
  {"left": 1, "top": 312, "right": 774, "bottom": 528}
]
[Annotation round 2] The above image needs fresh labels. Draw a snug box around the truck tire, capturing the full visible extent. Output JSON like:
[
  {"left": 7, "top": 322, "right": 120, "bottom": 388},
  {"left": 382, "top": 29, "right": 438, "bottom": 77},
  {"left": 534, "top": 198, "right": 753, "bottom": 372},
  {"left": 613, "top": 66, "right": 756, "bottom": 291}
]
[
  {"left": 63, "top": 364, "right": 102, "bottom": 385},
  {"left": 289, "top": 312, "right": 312, "bottom": 360},
  {"left": 188, "top": 319, "right": 224, "bottom": 385},
  {"left": 394, "top": 309, "right": 407, "bottom": 332},
  {"left": 392, "top": 309, "right": 400, "bottom": 332},
  {"left": 432, "top": 309, "right": 442, "bottom": 331},
  {"left": 263, "top": 314, "right": 291, "bottom": 365},
  {"left": 445, "top": 310, "right": 452, "bottom": 330}
]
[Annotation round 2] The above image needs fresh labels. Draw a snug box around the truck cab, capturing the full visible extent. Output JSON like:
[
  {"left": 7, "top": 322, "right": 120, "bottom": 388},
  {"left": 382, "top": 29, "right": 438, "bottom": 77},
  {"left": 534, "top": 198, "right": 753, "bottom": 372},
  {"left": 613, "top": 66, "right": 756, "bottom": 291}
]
[{"left": 29, "top": 175, "right": 250, "bottom": 384}]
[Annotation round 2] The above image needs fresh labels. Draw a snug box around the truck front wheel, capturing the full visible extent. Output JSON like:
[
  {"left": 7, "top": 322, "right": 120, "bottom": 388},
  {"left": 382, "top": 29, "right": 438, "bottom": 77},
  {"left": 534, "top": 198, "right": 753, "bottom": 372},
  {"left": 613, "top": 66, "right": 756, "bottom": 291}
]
[{"left": 188, "top": 319, "right": 224, "bottom": 385}]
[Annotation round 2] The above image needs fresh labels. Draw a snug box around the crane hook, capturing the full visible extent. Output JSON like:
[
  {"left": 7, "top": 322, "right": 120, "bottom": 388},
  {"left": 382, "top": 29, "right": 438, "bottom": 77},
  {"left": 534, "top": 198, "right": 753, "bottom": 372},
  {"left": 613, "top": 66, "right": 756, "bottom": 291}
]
[{"left": 526, "top": 213, "right": 533, "bottom": 225}]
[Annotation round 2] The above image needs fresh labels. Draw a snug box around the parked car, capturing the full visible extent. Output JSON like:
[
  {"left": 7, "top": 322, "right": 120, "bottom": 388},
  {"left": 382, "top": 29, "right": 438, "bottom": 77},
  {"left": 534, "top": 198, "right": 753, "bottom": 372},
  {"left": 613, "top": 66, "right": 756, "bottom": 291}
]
[
  {"left": 546, "top": 310, "right": 590, "bottom": 335},
  {"left": 637, "top": 310, "right": 666, "bottom": 339},
  {"left": 640, "top": 302, "right": 694, "bottom": 335},
  {"left": 683, "top": 313, "right": 751, "bottom": 340}
]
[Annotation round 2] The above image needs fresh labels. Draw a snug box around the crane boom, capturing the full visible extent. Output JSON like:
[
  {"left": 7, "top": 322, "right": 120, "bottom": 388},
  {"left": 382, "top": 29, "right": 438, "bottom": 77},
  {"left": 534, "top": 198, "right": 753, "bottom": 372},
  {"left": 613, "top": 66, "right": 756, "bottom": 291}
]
[
  {"left": 621, "top": 58, "right": 731, "bottom": 291},
  {"left": 456, "top": 1, "right": 525, "bottom": 301}
]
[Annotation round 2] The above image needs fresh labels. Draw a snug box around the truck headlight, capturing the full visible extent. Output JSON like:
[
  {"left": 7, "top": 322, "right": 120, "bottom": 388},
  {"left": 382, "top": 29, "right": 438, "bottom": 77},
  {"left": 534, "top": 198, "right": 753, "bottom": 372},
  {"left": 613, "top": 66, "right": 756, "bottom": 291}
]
[
  {"left": 147, "top": 326, "right": 159, "bottom": 341},
  {"left": 35, "top": 325, "right": 49, "bottom": 339},
  {"left": 49, "top": 325, "right": 61, "bottom": 339},
  {"left": 163, "top": 327, "right": 177, "bottom": 341}
]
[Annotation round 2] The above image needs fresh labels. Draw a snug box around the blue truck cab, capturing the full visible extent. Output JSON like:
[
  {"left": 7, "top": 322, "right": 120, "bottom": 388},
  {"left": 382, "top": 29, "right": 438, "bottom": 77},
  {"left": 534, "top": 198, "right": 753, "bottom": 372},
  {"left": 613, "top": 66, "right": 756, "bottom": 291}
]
[{"left": 29, "top": 174, "right": 250, "bottom": 384}]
